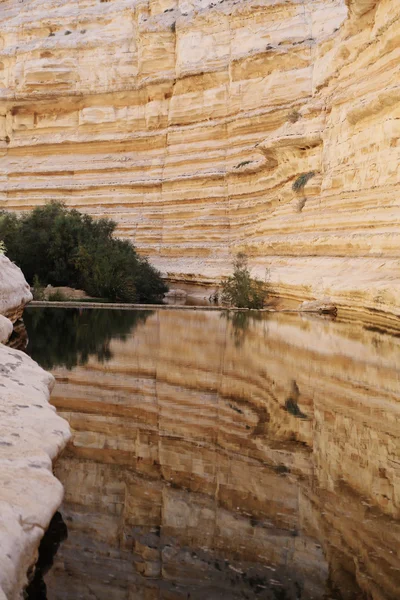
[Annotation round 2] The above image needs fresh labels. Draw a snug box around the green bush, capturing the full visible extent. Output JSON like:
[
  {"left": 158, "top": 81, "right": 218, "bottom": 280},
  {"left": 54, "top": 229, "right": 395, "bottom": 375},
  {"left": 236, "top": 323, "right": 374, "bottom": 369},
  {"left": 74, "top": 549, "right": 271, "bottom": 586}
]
[
  {"left": 32, "top": 275, "right": 45, "bottom": 301},
  {"left": 220, "top": 253, "right": 269, "bottom": 309},
  {"left": 292, "top": 171, "right": 315, "bottom": 192},
  {"left": 0, "top": 202, "right": 168, "bottom": 303},
  {"left": 48, "top": 290, "right": 68, "bottom": 302},
  {"left": 287, "top": 110, "right": 301, "bottom": 123},
  {"left": 0, "top": 240, "right": 5, "bottom": 255}
]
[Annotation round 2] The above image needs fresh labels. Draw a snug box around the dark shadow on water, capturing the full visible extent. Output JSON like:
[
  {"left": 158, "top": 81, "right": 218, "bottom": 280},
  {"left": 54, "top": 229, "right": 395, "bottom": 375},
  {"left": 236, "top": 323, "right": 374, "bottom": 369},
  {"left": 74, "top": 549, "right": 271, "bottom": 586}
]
[
  {"left": 24, "top": 307, "right": 152, "bottom": 370},
  {"left": 25, "top": 512, "right": 68, "bottom": 600}
]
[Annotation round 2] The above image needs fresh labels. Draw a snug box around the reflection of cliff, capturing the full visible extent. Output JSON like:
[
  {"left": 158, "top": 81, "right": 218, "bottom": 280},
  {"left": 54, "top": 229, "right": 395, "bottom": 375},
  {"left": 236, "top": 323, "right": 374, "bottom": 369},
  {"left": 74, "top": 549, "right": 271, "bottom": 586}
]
[{"left": 46, "top": 311, "right": 400, "bottom": 599}]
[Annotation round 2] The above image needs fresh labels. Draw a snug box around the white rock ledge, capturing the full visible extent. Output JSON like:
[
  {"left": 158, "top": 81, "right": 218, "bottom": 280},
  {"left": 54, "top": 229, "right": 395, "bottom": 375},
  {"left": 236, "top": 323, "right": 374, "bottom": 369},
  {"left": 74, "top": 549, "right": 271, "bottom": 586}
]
[
  {"left": 0, "top": 343, "right": 71, "bottom": 599},
  {"left": 0, "top": 255, "right": 70, "bottom": 598}
]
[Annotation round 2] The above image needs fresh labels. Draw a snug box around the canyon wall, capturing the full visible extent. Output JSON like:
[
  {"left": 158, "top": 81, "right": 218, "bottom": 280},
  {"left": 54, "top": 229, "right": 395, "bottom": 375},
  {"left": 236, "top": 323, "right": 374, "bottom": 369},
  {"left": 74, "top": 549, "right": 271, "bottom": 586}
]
[
  {"left": 43, "top": 309, "right": 400, "bottom": 599},
  {"left": 0, "top": 0, "right": 399, "bottom": 315},
  {"left": 0, "top": 257, "right": 70, "bottom": 599}
]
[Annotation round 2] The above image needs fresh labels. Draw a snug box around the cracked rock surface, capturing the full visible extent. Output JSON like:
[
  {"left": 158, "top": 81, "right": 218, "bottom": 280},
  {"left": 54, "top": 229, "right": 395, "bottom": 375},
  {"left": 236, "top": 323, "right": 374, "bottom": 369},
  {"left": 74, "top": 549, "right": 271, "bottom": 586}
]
[
  {"left": 0, "top": 0, "right": 399, "bottom": 316},
  {"left": 0, "top": 257, "right": 70, "bottom": 599},
  {"left": 0, "top": 257, "right": 32, "bottom": 323}
]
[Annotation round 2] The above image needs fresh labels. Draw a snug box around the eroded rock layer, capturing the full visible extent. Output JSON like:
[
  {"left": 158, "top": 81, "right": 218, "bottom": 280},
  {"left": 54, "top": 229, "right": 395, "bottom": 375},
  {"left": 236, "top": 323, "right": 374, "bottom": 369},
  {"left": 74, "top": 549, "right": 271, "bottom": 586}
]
[
  {"left": 0, "top": 0, "right": 399, "bottom": 315},
  {"left": 0, "top": 255, "right": 32, "bottom": 322},
  {"left": 39, "top": 309, "right": 400, "bottom": 599},
  {"left": 0, "top": 260, "right": 70, "bottom": 599}
]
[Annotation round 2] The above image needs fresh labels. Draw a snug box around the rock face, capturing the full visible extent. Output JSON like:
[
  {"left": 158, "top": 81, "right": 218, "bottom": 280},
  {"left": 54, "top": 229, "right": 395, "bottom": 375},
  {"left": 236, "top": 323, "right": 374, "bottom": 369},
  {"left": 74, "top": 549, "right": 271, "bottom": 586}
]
[
  {"left": 0, "top": 348, "right": 70, "bottom": 600},
  {"left": 0, "top": 314, "right": 13, "bottom": 344},
  {"left": 42, "top": 310, "right": 400, "bottom": 599},
  {"left": 0, "top": 0, "right": 398, "bottom": 316},
  {"left": 0, "top": 256, "right": 32, "bottom": 322},
  {"left": 0, "top": 259, "right": 70, "bottom": 599}
]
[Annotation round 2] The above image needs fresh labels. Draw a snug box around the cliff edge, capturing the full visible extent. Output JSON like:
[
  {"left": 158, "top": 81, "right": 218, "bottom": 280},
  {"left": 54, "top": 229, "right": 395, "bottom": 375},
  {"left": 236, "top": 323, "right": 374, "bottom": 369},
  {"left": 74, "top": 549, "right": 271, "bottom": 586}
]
[{"left": 0, "top": 257, "right": 70, "bottom": 599}]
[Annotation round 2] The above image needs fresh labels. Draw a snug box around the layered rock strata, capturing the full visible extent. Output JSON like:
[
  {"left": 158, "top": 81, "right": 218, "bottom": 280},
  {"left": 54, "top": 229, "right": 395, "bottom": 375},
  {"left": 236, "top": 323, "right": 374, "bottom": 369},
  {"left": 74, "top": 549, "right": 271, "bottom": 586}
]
[
  {"left": 43, "top": 309, "right": 400, "bottom": 599},
  {"left": 0, "top": 259, "right": 70, "bottom": 599},
  {"left": 0, "top": 0, "right": 399, "bottom": 317}
]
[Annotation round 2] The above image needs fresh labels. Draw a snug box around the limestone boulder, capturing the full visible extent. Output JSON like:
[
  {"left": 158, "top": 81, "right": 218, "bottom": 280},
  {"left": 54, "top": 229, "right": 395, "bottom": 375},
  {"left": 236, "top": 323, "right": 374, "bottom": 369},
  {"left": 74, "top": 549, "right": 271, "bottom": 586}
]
[
  {"left": 0, "top": 344, "right": 71, "bottom": 599},
  {"left": 0, "top": 255, "right": 70, "bottom": 598},
  {"left": 0, "top": 314, "right": 13, "bottom": 344},
  {"left": 0, "top": 256, "right": 32, "bottom": 322}
]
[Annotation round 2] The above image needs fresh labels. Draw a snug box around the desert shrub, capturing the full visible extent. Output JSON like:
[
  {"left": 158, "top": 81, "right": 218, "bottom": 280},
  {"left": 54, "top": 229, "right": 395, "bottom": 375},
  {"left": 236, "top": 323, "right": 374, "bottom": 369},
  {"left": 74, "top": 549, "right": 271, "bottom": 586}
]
[
  {"left": 292, "top": 171, "right": 315, "bottom": 192},
  {"left": 0, "top": 202, "right": 168, "bottom": 303},
  {"left": 220, "top": 253, "right": 269, "bottom": 309},
  {"left": 234, "top": 160, "right": 253, "bottom": 169},
  {"left": 287, "top": 110, "right": 301, "bottom": 123},
  {"left": 32, "top": 275, "right": 45, "bottom": 301}
]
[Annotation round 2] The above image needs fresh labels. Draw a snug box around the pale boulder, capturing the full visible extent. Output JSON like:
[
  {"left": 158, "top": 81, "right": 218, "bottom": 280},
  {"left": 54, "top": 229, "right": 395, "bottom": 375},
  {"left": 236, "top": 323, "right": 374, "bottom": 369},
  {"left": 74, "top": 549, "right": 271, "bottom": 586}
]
[{"left": 0, "top": 256, "right": 32, "bottom": 322}]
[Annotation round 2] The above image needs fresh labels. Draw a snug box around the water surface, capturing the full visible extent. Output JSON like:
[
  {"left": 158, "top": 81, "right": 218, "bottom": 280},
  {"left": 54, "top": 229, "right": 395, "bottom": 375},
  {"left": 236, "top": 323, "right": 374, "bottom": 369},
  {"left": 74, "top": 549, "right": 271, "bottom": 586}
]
[{"left": 24, "top": 308, "right": 400, "bottom": 599}]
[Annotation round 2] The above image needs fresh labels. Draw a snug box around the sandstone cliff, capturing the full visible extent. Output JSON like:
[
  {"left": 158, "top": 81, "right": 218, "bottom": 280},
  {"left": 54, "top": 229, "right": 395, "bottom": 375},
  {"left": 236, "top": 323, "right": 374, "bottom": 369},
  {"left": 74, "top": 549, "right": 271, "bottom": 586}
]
[
  {"left": 0, "top": 258, "right": 70, "bottom": 599},
  {"left": 0, "top": 0, "right": 398, "bottom": 317}
]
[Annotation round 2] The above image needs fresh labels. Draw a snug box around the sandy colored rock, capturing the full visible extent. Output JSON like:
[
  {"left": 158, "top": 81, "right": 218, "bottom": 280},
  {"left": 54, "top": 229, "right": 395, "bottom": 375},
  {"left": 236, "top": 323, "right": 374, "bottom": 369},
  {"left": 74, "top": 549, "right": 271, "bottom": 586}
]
[
  {"left": 0, "top": 255, "right": 70, "bottom": 597},
  {"left": 0, "top": 344, "right": 71, "bottom": 600},
  {"left": 0, "top": 0, "right": 398, "bottom": 317},
  {"left": 299, "top": 297, "right": 337, "bottom": 315},
  {"left": 0, "top": 314, "right": 13, "bottom": 343}
]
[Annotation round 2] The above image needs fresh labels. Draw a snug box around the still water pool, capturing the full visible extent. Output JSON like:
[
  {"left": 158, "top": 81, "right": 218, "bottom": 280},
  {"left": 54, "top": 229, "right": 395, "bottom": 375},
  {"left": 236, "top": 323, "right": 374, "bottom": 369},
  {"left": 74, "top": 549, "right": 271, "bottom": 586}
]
[{"left": 23, "top": 307, "right": 400, "bottom": 600}]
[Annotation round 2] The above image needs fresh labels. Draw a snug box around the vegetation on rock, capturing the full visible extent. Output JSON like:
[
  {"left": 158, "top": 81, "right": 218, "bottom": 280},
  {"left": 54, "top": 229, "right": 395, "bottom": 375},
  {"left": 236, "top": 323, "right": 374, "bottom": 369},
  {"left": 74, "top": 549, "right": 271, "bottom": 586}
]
[
  {"left": 292, "top": 171, "right": 315, "bottom": 192},
  {"left": 32, "top": 275, "right": 46, "bottom": 301},
  {"left": 0, "top": 202, "right": 168, "bottom": 303},
  {"left": 220, "top": 253, "right": 269, "bottom": 309},
  {"left": 287, "top": 109, "right": 301, "bottom": 123}
]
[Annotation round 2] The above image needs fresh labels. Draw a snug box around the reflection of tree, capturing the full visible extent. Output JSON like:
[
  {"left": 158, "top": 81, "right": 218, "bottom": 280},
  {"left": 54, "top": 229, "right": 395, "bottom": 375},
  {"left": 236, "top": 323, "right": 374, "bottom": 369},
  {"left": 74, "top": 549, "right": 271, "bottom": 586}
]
[
  {"left": 24, "top": 308, "right": 152, "bottom": 370},
  {"left": 25, "top": 511, "right": 68, "bottom": 600},
  {"left": 223, "top": 310, "right": 264, "bottom": 347}
]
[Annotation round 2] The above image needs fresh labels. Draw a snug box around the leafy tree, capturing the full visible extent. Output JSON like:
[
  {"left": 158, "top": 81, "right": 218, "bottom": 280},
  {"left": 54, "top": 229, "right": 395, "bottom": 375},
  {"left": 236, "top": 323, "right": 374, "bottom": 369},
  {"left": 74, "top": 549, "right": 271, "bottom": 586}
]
[
  {"left": 220, "top": 253, "right": 269, "bottom": 309},
  {"left": 0, "top": 202, "right": 168, "bottom": 303},
  {"left": 32, "top": 275, "right": 45, "bottom": 300}
]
